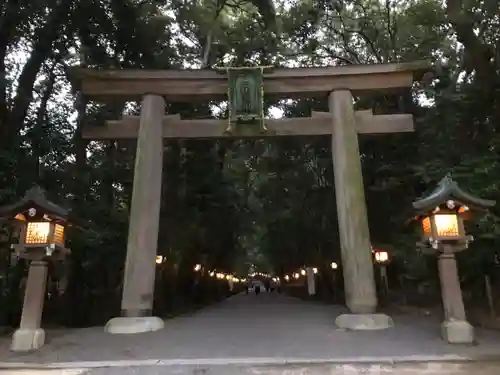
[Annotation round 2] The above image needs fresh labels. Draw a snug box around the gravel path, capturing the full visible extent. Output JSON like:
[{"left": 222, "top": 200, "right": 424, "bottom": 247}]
[{"left": 2, "top": 293, "right": 500, "bottom": 367}]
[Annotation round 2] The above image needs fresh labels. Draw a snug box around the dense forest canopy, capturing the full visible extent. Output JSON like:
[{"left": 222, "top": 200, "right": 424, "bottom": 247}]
[{"left": 0, "top": 0, "right": 498, "bottom": 326}]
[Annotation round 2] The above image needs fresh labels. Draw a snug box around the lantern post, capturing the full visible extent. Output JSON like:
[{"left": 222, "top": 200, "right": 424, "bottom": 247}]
[
  {"left": 330, "top": 261, "right": 339, "bottom": 301},
  {"left": 0, "top": 187, "right": 71, "bottom": 352},
  {"left": 373, "top": 248, "right": 391, "bottom": 297},
  {"left": 306, "top": 266, "right": 316, "bottom": 296},
  {"left": 413, "top": 177, "right": 495, "bottom": 344}
]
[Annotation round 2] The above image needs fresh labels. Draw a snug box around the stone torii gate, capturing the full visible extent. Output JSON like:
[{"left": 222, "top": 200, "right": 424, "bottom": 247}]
[{"left": 73, "top": 61, "right": 429, "bottom": 334}]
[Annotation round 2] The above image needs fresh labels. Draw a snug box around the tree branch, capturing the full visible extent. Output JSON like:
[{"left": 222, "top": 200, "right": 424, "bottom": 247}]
[{"left": 201, "top": 0, "right": 228, "bottom": 68}]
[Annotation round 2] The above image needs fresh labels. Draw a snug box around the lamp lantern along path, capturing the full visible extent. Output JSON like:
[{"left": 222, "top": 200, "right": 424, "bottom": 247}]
[
  {"left": 0, "top": 186, "right": 71, "bottom": 352},
  {"left": 413, "top": 176, "right": 495, "bottom": 344},
  {"left": 373, "top": 248, "right": 391, "bottom": 297}
]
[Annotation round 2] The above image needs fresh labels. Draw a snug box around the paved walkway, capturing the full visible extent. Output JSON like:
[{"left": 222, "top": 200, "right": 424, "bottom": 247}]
[
  {"left": 3, "top": 362, "right": 500, "bottom": 375},
  {"left": 2, "top": 293, "right": 500, "bottom": 366}
]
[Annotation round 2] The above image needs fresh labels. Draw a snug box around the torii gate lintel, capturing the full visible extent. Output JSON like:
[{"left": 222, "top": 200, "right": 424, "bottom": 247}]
[{"left": 81, "top": 110, "right": 414, "bottom": 140}]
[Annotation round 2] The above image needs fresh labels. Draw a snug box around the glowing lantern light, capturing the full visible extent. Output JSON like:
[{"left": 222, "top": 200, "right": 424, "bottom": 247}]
[{"left": 374, "top": 250, "right": 390, "bottom": 264}]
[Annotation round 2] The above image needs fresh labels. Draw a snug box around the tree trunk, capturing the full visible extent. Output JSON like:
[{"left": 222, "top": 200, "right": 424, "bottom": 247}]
[
  {"left": 6, "top": 0, "right": 73, "bottom": 148},
  {"left": 32, "top": 65, "right": 57, "bottom": 181},
  {"left": 64, "top": 44, "right": 89, "bottom": 326},
  {"left": 0, "top": 0, "right": 24, "bottom": 139},
  {"left": 446, "top": 0, "right": 495, "bottom": 86}
]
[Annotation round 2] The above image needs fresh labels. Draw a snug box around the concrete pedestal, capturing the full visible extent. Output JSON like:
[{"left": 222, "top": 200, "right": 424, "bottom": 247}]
[
  {"left": 105, "top": 316, "right": 165, "bottom": 334},
  {"left": 335, "top": 313, "right": 394, "bottom": 330},
  {"left": 441, "top": 320, "right": 474, "bottom": 344},
  {"left": 10, "top": 328, "right": 45, "bottom": 351},
  {"left": 438, "top": 250, "right": 473, "bottom": 344},
  {"left": 11, "top": 260, "right": 48, "bottom": 352}
]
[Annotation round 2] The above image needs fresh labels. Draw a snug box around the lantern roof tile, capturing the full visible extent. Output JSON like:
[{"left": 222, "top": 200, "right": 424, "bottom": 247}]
[
  {"left": 412, "top": 176, "right": 495, "bottom": 213},
  {"left": 0, "top": 186, "right": 68, "bottom": 220}
]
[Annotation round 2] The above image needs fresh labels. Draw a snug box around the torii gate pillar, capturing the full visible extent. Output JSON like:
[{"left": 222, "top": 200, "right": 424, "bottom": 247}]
[
  {"left": 330, "top": 90, "right": 393, "bottom": 330},
  {"left": 105, "top": 94, "right": 165, "bottom": 334}
]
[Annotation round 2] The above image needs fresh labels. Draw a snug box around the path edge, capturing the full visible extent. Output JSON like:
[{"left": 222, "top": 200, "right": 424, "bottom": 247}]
[{"left": 2, "top": 354, "right": 500, "bottom": 369}]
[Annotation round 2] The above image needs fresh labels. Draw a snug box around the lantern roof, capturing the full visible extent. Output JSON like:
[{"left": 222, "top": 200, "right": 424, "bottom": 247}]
[
  {"left": 0, "top": 186, "right": 68, "bottom": 220},
  {"left": 412, "top": 176, "right": 495, "bottom": 214}
]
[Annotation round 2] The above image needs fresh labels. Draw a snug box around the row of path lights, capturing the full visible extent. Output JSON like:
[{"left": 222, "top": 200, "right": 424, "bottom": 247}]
[
  {"left": 283, "top": 260, "right": 369, "bottom": 298},
  {"left": 155, "top": 257, "right": 239, "bottom": 281},
  {"left": 285, "top": 255, "right": 389, "bottom": 300}
]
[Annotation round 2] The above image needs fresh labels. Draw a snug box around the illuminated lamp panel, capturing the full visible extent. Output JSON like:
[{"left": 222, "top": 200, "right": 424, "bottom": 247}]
[
  {"left": 434, "top": 214, "right": 460, "bottom": 237},
  {"left": 375, "top": 251, "right": 389, "bottom": 263},
  {"left": 422, "top": 216, "right": 432, "bottom": 235},
  {"left": 53, "top": 224, "right": 65, "bottom": 245},
  {"left": 25, "top": 222, "right": 50, "bottom": 244}
]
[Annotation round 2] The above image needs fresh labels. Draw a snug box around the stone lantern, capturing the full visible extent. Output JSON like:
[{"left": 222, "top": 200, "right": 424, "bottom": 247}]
[
  {"left": 413, "top": 176, "right": 495, "bottom": 344},
  {"left": 0, "top": 186, "right": 70, "bottom": 352}
]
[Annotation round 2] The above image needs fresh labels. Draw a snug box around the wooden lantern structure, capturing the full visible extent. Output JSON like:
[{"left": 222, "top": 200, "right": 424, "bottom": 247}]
[
  {"left": 0, "top": 186, "right": 70, "bottom": 352},
  {"left": 0, "top": 186, "right": 70, "bottom": 260},
  {"left": 412, "top": 176, "right": 495, "bottom": 344},
  {"left": 413, "top": 176, "right": 494, "bottom": 253}
]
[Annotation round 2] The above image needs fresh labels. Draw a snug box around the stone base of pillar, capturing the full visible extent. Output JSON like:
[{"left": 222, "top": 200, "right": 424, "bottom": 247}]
[
  {"left": 10, "top": 328, "right": 45, "bottom": 352},
  {"left": 335, "top": 313, "right": 394, "bottom": 330},
  {"left": 441, "top": 319, "right": 474, "bottom": 344},
  {"left": 105, "top": 316, "right": 164, "bottom": 334}
]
